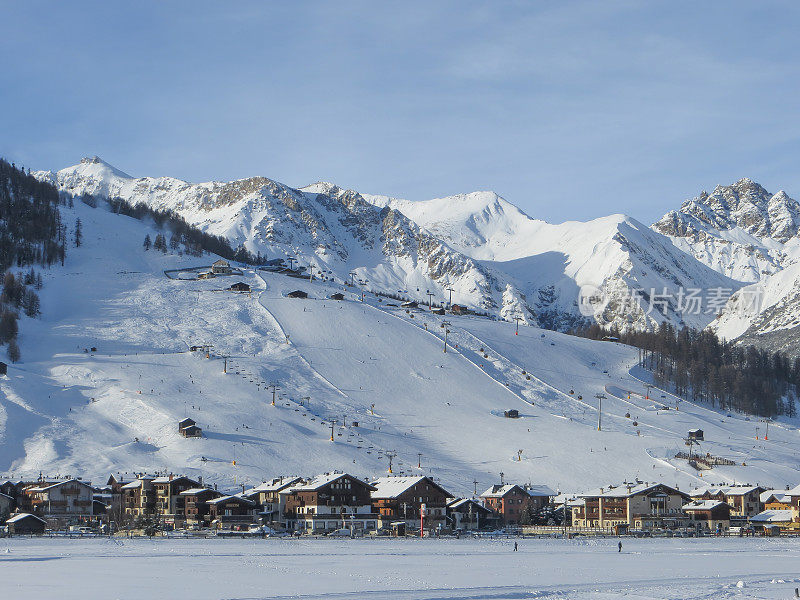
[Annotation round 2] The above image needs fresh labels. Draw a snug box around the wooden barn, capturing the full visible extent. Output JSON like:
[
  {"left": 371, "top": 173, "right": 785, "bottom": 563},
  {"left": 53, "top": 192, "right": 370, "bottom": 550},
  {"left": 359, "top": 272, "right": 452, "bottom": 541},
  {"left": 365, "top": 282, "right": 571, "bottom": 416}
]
[
  {"left": 287, "top": 290, "right": 308, "bottom": 299},
  {"left": 329, "top": 293, "right": 345, "bottom": 301},
  {"left": 228, "top": 282, "right": 251, "bottom": 293},
  {"left": 181, "top": 425, "right": 203, "bottom": 438},
  {"left": 5, "top": 512, "right": 46, "bottom": 535}
]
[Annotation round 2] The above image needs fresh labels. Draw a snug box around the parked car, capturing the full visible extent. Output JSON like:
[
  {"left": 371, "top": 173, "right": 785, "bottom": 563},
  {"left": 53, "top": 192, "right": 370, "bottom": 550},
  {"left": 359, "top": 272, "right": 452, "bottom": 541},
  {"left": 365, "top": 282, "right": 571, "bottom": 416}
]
[{"left": 326, "top": 528, "right": 353, "bottom": 537}]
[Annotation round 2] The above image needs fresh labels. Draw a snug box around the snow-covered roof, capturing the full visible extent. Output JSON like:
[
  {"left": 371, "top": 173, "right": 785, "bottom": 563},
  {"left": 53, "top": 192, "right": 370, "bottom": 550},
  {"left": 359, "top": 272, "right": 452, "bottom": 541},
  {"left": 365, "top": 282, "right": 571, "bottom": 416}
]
[
  {"left": 760, "top": 490, "right": 791, "bottom": 503},
  {"left": 152, "top": 475, "right": 198, "bottom": 485},
  {"left": 292, "top": 472, "right": 374, "bottom": 492},
  {"left": 580, "top": 483, "right": 686, "bottom": 499},
  {"left": 682, "top": 500, "right": 728, "bottom": 511},
  {"left": 481, "top": 483, "right": 557, "bottom": 499},
  {"left": 120, "top": 480, "right": 144, "bottom": 490},
  {"left": 212, "top": 259, "right": 230, "bottom": 266},
  {"left": 179, "top": 487, "right": 217, "bottom": 496},
  {"left": 526, "top": 485, "right": 557, "bottom": 497},
  {"left": 691, "top": 485, "right": 761, "bottom": 497},
  {"left": 26, "top": 479, "right": 95, "bottom": 493},
  {"left": 244, "top": 476, "right": 304, "bottom": 496},
  {"left": 750, "top": 509, "right": 793, "bottom": 523},
  {"left": 447, "top": 498, "right": 489, "bottom": 511},
  {"left": 6, "top": 512, "right": 46, "bottom": 524},
  {"left": 207, "top": 494, "right": 255, "bottom": 505},
  {"left": 371, "top": 476, "right": 450, "bottom": 499}
]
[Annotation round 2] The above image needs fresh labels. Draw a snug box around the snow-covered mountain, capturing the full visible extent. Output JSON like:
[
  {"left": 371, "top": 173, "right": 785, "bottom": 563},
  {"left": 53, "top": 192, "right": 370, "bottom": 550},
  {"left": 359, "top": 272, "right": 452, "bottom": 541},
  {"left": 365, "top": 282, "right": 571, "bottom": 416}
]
[
  {"left": 3, "top": 194, "right": 800, "bottom": 493},
  {"left": 653, "top": 178, "right": 800, "bottom": 283},
  {"left": 37, "top": 157, "right": 534, "bottom": 322},
  {"left": 360, "top": 188, "right": 737, "bottom": 331},
  {"left": 653, "top": 179, "right": 800, "bottom": 353},
  {"left": 36, "top": 159, "right": 800, "bottom": 346}
]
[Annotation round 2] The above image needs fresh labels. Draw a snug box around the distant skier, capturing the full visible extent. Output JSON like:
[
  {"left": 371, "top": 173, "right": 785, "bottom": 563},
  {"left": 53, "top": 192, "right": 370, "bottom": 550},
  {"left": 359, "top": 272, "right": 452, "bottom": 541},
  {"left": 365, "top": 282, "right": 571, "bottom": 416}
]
[
  {"left": 514, "top": 541, "right": 518, "bottom": 551},
  {"left": 618, "top": 541, "right": 622, "bottom": 553}
]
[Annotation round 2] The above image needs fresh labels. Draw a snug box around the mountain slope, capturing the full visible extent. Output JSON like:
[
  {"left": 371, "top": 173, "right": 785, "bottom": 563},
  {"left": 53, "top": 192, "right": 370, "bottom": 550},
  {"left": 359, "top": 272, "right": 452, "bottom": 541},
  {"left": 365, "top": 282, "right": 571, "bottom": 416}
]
[
  {"left": 3, "top": 197, "right": 800, "bottom": 494},
  {"left": 36, "top": 157, "right": 534, "bottom": 322}
]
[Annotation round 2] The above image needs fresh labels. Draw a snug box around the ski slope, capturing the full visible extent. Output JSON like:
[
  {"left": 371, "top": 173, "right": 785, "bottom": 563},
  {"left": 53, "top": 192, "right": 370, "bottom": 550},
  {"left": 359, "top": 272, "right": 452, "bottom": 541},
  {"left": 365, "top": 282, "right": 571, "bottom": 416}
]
[{"left": 1, "top": 199, "right": 799, "bottom": 495}]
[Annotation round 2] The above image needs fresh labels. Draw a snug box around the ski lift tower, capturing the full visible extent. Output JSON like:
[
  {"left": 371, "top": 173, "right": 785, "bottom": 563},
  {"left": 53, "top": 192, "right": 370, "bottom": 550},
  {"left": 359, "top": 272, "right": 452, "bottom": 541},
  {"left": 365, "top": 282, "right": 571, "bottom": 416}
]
[
  {"left": 684, "top": 436, "right": 699, "bottom": 459},
  {"left": 595, "top": 393, "right": 606, "bottom": 431}
]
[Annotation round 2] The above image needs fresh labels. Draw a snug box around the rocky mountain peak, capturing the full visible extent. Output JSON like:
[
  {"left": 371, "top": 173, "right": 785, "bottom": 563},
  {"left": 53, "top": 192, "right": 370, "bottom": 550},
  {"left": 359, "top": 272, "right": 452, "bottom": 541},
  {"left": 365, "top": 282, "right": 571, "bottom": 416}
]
[{"left": 654, "top": 178, "right": 800, "bottom": 244}]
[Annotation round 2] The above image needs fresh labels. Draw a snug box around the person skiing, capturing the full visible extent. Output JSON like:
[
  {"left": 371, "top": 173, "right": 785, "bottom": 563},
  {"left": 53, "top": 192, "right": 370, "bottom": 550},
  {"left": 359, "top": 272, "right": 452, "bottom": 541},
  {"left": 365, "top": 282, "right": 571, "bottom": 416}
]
[
  {"left": 514, "top": 541, "right": 518, "bottom": 551},
  {"left": 618, "top": 541, "right": 622, "bottom": 553}
]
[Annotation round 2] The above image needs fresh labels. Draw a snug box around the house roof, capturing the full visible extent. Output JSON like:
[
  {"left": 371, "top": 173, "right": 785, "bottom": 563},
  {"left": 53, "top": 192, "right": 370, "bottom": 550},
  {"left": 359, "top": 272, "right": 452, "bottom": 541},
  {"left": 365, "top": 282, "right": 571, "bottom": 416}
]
[
  {"left": 691, "top": 485, "right": 761, "bottom": 497},
  {"left": 26, "top": 479, "right": 95, "bottom": 493},
  {"left": 580, "top": 483, "right": 689, "bottom": 500},
  {"left": 525, "top": 485, "right": 557, "bottom": 497},
  {"left": 179, "top": 487, "right": 219, "bottom": 496},
  {"left": 6, "top": 512, "right": 46, "bottom": 524},
  {"left": 760, "top": 490, "right": 791, "bottom": 503},
  {"left": 243, "top": 477, "right": 305, "bottom": 497},
  {"left": 371, "top": 476, "right": 451, "bottom": 499},
  {"left": 207, "top": 495, "right": 255, "bottom": 506},
  {"left": 447, "top": 498, "right": 491, "bottom": 512},
  {"left": 682, "top": 500, "right": 729, "bottom": 511},
  {"left": 0, "top": 491, "right": 13, "bottom": 501},
  {"left": 786, "top": 484, "right": 800, "bottom": 497},
  {"left": 480, "top": 483, "right": 557, "bottom": 499},
  {"left": 750, "top": 509, "right": 793, "bottom": 523},
  {"left": 152, "top": 476, "right": 200, "bottom": 485},
  {"left": 292, "top": 472, "right": 375, "bottom": 492}
]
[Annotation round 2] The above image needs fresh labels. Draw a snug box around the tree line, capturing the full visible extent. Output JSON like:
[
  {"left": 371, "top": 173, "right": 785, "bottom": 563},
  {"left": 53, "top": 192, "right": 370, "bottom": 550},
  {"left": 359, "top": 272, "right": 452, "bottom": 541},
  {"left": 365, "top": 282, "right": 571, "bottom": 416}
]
[
  {"left": 571, "top": 322, "right": 798, "bottom": 419},
  {"left": 102, "top": 195, "right": 260, "bottom": 263},
  {"left": 0, "top": 159, "right": 59, "bottom": 362}
]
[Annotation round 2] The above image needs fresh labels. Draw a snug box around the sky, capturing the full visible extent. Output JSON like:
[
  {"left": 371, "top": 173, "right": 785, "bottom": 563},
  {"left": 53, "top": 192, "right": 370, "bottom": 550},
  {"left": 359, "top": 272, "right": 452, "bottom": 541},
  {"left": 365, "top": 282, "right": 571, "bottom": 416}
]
[{"left": 2, "top": 1, "right": 800, "bottom": 224}]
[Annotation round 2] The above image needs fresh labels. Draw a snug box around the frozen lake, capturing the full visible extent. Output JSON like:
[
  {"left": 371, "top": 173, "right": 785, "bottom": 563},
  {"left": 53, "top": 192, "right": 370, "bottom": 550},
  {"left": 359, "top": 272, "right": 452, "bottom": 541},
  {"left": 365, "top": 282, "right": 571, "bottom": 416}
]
[{"left": 2, "top": 536, "right": 800, "bottom": 599}]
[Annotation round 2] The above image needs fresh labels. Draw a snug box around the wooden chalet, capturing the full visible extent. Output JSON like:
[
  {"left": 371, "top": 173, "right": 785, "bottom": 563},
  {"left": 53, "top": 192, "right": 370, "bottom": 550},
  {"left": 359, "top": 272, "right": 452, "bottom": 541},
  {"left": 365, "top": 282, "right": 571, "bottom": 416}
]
[
  {"left": 682, "top": 500, "right": 732, "bottom": 533},
  {"left": 23, "top": 479, "right": 97, "bottom": 521},
  {"left": 287, "top": 290, "right": 308, "bottom": 299},
  {"left": 180, "top": 488, "right": 223, "bottom": 524},
  {"left": 5, "top": 512, "right": 46, "bottom": 535},
  {"left": 284, "top": 472, "right": 377, "bottom": 533},
  {"left": 207, "top": 495, "right": 256, "bottom": 527},
  {"left": 228, "top": 282, "right": 251, "bottom": 293},
  {"left": 211, "top": 259, "right": 232, "bottom": 274},
  {"left": 329, "top": 293, "right": 345, "bottom": 301},
  {"left": 446, "top": 498, "right": 493, "bottom": 531},
  {"left": 178, "top": 418, "right": 202, "bottom": 438},
  {"left": 371, "top": 476, "right": 452, "bottom": 530}
]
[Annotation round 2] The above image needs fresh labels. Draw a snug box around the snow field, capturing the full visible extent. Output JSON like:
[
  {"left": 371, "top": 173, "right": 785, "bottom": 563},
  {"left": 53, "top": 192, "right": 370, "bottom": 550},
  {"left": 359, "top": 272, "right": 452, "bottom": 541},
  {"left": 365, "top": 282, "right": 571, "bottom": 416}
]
[{"left": 3, "top": 537, "right": 800, "bottom": 600}]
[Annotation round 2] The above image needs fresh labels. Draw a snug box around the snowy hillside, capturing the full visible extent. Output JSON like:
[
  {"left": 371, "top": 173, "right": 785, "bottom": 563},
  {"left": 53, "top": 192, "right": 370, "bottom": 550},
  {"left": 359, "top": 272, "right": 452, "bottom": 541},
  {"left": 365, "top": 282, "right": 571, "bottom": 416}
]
[
  {"left": 36, "top": 158, "right": 533, "bottom": 323},
  {"left": 38, "top": 158, "right": 744, "bottom": 333},
  {"left": 2, "top": 196, "right": 800, "bottom": 495}
]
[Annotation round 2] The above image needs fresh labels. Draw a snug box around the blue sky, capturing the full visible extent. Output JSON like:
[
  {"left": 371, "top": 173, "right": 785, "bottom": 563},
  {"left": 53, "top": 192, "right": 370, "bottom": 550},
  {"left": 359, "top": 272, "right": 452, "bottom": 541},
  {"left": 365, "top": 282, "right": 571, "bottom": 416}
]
[{"left": 2, "top": 1, "right": 799, "bottom": 223}]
